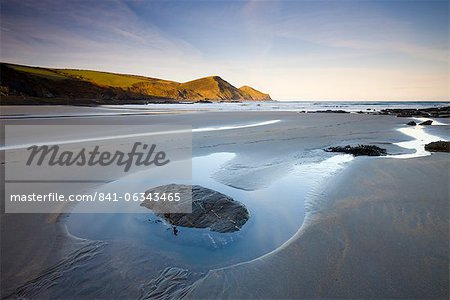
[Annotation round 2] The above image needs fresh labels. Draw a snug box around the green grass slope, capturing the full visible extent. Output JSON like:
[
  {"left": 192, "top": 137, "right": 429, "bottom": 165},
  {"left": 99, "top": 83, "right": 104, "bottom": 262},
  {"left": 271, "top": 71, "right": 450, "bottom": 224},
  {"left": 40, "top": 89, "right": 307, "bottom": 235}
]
[
  {"left": 0, "top": 63, "right": 271, "bottom": 104},
  {"left": 180, "top": 76, "right": 244, "bottom": 100}
]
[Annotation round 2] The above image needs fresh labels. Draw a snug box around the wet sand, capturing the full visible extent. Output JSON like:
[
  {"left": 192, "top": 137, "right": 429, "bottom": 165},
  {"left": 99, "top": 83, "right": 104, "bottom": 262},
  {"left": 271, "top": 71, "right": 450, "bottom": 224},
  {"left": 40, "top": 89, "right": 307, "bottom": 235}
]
[
  {"left": 187, "top": 154, "right": 449, "bottom": 299},
  {"left": 1, "top": 106, "right": 449, "bottom": 298}
]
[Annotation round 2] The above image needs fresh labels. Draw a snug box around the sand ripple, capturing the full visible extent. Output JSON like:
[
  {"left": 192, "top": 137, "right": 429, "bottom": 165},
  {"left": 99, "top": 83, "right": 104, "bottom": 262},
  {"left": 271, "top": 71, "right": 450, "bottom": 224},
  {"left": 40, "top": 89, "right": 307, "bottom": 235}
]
[{"left": 5, "top": 240, "right": 106, "bottom": 299}]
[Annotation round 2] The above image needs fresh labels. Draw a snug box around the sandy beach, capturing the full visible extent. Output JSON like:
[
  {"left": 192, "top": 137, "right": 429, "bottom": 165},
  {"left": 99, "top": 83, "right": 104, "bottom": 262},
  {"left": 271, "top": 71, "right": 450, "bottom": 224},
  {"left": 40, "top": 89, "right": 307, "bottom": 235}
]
[
  {"left": 187, "top": 154, "right": 449, "bottom": 299},
  {"left": 1, "top": 105, "right": 448, "bottom": 298}
]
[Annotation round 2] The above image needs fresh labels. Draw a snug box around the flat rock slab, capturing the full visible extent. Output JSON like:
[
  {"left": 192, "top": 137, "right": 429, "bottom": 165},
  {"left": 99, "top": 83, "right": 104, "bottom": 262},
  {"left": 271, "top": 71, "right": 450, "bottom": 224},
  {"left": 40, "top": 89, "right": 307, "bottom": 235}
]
[{"left": 141, "top": 184, "right": 249, "bottom": 233}]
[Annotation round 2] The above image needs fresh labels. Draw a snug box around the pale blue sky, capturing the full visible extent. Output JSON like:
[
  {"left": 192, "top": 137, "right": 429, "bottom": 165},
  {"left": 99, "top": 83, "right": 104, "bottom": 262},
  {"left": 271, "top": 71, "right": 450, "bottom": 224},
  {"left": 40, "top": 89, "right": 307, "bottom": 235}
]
[{"left": 1, "top": 0, "right": 448, "bottom": 100}]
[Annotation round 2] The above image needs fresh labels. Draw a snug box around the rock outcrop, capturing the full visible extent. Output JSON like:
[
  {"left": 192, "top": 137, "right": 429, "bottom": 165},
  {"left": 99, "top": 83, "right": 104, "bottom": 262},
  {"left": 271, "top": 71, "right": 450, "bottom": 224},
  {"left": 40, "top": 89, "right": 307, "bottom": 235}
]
[
  {"left": 379, "top": 107, "right": 449, "bottom": 118},
  {"left": 141, "top": 184, "right": 250, "bottom": 233},
  {"left": 419, "top": 120, "right": 433, "bottom": 126},
  {"left": 424, "top": 141, "right": 450, "bottom": 153},
  {"left": 325, "top": 145, "right": 387, "bottom": 156}
]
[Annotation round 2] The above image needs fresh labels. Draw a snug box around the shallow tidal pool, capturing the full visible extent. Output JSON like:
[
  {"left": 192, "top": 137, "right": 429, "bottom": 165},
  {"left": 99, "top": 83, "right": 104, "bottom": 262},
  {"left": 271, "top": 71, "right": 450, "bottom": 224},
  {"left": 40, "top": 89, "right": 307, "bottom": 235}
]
[{"left": 66, "top": 152, "right": 353, "bottom": 271}]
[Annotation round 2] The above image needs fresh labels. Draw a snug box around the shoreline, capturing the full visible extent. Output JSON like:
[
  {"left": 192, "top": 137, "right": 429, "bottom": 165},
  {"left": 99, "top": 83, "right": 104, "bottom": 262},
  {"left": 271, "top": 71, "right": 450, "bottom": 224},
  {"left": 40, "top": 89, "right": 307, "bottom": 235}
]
[{"left": 1, "top": 103, "right": 449, "bottom": 118}]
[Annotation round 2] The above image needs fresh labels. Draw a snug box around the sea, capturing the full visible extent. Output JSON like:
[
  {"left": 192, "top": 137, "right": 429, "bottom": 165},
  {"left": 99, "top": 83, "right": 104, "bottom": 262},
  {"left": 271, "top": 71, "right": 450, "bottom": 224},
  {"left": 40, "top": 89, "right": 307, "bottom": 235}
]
[{"left": 118, "top": 100, "right": 449, "bottom": 112}]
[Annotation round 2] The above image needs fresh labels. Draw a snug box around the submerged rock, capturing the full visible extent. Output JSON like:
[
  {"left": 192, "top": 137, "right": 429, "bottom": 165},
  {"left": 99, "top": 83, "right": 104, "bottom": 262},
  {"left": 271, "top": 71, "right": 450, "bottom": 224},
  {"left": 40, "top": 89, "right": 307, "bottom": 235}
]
[
  {"left": 325, "top": 145, "right": 387, "bottom": 156},
  {"left": 419, "top": 120, "right": 433, "bottom": 126},
  {"left": 424, "top": 141, "right": 450, "bottom": 153},
  {"left": 141, "top": 184, "right": 249, "bottom": 233},
  {"left": 406, "top": 121, "right": 416, "bottom": 126}
]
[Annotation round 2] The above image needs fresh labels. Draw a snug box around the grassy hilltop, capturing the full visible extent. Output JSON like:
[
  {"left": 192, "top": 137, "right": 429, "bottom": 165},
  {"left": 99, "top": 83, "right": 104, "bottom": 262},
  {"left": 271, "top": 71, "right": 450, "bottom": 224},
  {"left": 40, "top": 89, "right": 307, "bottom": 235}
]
[{"left": 0, "top": 63, "right": 271, "bottom": 105}]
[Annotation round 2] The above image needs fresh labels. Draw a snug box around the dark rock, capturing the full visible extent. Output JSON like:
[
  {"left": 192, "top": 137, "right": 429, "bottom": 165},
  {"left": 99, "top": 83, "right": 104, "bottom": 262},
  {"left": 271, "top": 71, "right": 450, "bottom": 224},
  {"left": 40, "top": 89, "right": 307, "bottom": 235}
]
[
  {"left": 141, "top": 184, "right": 249, "bottom": 233},
  {"left": 379, "top": 106, "right": 450, "bottom": 118},
  {"left": 325, "top": 145, "right": 387, "bottom": 156},
  {"left": 424, "top": 141, "right": 450, "bottom": 153},
  {"left": 397, "top": 113, "right": 413, "bottom": 118},
  {"left": 419, "top": 120, "right": 433, "bottom": 126},
  {"left": 313, "top": 109, "right": 350, "bottom": 114},
  {"left": 406, "top": 121, "right": 417, "bottom": 126}
]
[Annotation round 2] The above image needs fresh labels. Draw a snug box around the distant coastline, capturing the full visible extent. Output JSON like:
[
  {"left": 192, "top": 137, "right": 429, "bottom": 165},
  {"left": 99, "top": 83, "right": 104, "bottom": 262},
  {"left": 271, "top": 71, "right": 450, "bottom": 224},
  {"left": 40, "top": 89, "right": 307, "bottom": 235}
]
[{"left": 0, "top": 63, "right": 271, "bottom": 105}]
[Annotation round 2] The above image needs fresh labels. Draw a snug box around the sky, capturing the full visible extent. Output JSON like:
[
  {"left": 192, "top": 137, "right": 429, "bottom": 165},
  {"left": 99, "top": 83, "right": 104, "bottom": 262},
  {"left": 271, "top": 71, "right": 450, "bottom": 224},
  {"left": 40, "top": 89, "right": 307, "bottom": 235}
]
[{"left": 0, "top": 0, "right": 448, "bottom": 100}]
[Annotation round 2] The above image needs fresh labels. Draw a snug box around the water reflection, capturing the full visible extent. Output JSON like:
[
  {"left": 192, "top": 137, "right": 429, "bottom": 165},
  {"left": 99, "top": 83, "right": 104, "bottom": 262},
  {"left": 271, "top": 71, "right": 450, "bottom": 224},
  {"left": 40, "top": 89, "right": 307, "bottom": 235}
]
[{"left": 393, "top": 125, "right": 446, "bottom": 159}]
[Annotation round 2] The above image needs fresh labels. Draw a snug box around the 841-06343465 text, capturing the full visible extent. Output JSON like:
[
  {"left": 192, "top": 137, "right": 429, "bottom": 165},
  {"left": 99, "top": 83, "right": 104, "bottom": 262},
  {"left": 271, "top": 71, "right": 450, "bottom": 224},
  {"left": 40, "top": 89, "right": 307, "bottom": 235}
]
[{"left": 9, "top": 192, "right": 182, "bottom": 202}]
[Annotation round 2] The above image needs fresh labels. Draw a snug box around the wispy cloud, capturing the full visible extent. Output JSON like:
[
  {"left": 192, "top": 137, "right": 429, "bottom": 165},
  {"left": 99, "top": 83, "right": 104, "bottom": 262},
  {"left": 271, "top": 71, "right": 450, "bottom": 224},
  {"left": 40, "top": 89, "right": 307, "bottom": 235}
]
[
  {"left": 241, "top": 1, "right": 448, "bottom": 63},
  {"left": 0, "top": 0, "right": 202, "bottom": 76}
]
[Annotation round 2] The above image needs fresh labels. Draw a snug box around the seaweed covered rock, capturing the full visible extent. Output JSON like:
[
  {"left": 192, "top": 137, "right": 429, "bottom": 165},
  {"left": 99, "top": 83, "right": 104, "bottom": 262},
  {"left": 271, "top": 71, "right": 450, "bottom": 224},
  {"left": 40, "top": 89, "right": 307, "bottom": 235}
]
[
  {"left": 424, "top": 141, "right": 450, "bottom": 153},
  {"left": 379, "top": 106, "right": 450, "bottom": 118},
  {"left": 407, "top": 121, "right": 416, "bottom": 126},
  {"left": 141, "top": 184, "right": 249, "bottom": 233},
  {"left": 325, "top": 145, "right": 387, "bottom": 156}
]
